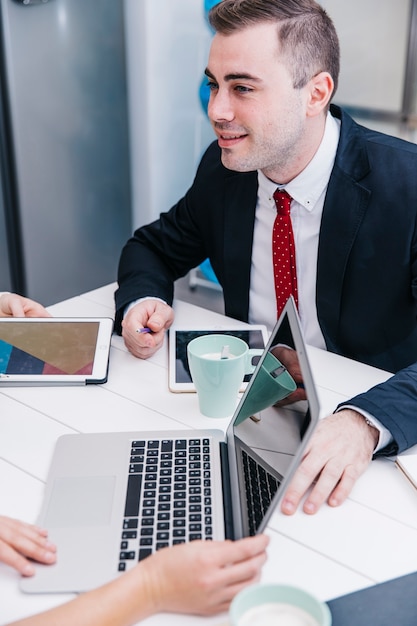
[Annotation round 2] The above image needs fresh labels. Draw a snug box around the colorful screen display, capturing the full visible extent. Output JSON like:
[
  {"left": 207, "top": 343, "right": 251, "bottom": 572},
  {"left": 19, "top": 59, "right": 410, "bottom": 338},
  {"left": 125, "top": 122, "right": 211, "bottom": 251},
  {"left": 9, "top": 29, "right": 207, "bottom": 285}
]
[{"left": 0, "top": 321, "right": 99, "bottom": 375}]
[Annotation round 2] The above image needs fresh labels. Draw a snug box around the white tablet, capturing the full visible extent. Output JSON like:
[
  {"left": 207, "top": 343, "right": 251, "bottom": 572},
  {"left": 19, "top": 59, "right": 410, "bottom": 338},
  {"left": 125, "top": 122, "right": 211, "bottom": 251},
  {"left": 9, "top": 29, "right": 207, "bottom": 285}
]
[
  {"left": 0, "top": 317, "right": 113, "bottom": 386},
  {"left": 168, "top": 324, "right": 269, "bottom": 393}
]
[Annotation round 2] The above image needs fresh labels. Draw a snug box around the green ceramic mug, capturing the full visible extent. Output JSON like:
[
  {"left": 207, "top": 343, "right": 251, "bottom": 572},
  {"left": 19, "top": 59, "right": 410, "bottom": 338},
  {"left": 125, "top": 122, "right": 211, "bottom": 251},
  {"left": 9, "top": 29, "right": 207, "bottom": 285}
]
[
  {"left": 187, "top": 334, "right": 263, "bottom": 418},
  {"left": 234, "top": 350, "right": 297, "bottom": 425},
  {"left": 229, "top": 583, "right": 332, "bottom": 626}
]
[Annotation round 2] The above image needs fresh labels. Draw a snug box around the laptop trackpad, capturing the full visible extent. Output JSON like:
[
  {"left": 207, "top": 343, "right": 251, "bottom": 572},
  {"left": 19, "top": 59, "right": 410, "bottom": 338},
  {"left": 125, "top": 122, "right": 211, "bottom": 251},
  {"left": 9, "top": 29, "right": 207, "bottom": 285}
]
[{"left": 44, "top": 475, "right": 116, "bottom": 527}]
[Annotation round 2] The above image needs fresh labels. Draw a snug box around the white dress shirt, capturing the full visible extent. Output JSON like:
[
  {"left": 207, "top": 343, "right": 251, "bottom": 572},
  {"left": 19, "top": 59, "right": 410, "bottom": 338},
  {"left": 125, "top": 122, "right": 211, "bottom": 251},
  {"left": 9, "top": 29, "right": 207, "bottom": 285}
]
[{"left": 249, "top": 111, "right": 340, "bottom": 343}]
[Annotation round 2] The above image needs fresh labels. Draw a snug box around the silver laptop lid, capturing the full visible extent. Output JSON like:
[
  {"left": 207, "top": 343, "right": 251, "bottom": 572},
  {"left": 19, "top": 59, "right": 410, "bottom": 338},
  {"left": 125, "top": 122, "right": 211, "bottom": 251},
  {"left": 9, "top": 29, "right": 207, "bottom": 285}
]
[{"left": 226, "top": 297, "right": 320, "bottom": 538}]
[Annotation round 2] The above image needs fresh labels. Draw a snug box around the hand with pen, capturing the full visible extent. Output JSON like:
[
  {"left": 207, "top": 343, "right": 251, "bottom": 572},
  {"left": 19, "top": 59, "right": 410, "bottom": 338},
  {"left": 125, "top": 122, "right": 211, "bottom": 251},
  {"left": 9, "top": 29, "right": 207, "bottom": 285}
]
[{"left": 121, "top": 299, "right": 175, "bottom": 359}]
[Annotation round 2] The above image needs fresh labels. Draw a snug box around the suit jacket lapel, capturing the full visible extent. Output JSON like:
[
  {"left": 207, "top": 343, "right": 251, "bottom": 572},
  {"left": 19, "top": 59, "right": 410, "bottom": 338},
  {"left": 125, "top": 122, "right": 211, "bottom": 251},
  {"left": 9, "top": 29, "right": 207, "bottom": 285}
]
[
  {"left": 222, "top": 171, "right": 258, "bottom": 321},
  {"left": 317, "top": 109, "right": 372, "bottom": 351}
]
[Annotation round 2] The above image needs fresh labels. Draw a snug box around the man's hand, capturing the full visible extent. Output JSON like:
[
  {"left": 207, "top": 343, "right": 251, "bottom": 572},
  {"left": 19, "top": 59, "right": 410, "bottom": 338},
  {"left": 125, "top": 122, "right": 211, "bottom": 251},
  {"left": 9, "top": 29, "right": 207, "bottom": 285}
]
[
  {"left": 121, "top": 300, "right": 175, "bottom": 359},
  {"left": 270, "top": 345, "right": 307, "bottom": 405},
  {"left": 281, "top": 409, "right": 379, "bottom": 515}
]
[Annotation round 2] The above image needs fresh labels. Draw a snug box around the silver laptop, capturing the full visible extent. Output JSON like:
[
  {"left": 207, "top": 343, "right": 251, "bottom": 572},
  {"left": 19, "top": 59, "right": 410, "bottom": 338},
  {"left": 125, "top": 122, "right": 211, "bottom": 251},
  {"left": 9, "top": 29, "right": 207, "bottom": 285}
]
[{"left": 21, "top": 297, "right": 320, "bottom": 593}]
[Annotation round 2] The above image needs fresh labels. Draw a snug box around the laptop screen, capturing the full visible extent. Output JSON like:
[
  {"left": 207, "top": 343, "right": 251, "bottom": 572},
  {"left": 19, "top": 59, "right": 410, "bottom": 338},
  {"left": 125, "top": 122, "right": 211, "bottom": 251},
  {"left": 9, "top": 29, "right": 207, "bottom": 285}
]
[{"left": 228, "top": 298, "right": 320, "bottom": 537}]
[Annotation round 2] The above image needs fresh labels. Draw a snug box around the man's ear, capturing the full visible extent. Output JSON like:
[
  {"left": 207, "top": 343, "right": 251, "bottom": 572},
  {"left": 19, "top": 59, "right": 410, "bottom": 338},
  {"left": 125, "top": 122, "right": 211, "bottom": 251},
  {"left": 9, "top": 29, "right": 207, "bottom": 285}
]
[{"left": 306, "top": 71, "right": 334, "bottom": 117}]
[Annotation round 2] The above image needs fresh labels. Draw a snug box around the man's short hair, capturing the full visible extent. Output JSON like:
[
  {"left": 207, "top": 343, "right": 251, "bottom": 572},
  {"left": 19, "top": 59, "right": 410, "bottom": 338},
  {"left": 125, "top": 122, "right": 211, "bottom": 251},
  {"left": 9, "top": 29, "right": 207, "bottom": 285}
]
[{"left": 209, "top": 0, "right": 340, "bottom": 98}]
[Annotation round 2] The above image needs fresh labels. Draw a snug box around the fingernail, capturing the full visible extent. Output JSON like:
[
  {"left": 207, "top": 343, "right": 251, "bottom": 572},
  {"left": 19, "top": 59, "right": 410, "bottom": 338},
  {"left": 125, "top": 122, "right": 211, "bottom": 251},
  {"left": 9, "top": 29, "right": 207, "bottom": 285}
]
[
  {"left": 44, "top": 551, "right": 57, "bottom": 563},
  {"left": 304, "top": 501, "right": 316, "bottom": 514},
  {"left": 281, "top": 499, "right": 295, "bottom": 514},
  {"left": 22, "top": 563, "right": 35, "bottom": 576}
]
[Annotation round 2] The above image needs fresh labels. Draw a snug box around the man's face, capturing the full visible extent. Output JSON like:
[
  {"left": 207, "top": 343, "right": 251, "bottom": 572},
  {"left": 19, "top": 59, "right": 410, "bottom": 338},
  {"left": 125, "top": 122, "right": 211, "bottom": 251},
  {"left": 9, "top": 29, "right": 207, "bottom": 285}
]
[{"left": 206, "top": 22, "right": 311, "bottom": 182}]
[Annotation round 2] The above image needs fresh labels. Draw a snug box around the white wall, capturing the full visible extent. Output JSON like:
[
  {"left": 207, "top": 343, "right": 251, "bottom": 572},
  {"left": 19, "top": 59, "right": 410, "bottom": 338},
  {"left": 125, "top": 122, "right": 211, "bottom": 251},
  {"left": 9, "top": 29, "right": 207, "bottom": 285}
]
[
  {"left": 124, "top": 0, "right": 215, "bottom": 227},
  {"left": 322, "top": 0, "right": 411, "bottom": 113}
]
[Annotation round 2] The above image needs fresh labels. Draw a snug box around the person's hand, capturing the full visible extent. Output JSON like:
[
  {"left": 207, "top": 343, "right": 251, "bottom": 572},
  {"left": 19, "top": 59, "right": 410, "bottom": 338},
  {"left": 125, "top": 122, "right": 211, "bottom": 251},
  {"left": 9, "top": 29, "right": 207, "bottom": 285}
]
[
  {"left": 0, "top": 516, "right": 57, "bottom": 576},
  {"left": 121, "top": 300, "right": 174, "bottom": 359},
  {"left": 270, "top": 345, "right": 307, "bottom": 405},
  {"left": 139, "top": 535, "right": 269, "bottom": 616},
  {"left": 0, "top": 294, "right": 51, "bottom": 318},
  {"left": 281, "top": 409, "right": 379, "bottom": 515}
]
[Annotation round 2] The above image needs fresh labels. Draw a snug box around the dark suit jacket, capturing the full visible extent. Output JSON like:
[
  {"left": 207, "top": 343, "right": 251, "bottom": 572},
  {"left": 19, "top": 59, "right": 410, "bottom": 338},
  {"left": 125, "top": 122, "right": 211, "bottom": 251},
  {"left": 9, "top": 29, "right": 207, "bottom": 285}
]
[{"left": 116, "top": 105, "right": 417, "bottom": 455}]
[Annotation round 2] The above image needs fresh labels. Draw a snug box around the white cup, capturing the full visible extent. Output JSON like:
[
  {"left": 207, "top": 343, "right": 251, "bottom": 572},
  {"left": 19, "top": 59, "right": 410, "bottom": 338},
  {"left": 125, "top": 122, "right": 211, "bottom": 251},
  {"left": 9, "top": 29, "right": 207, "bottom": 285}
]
[
  {"left": 230, "top": 583, "right": 332, "bottom": 626},
  {"left": 187, "top": 334, "right": 262, "bottom": 418}
]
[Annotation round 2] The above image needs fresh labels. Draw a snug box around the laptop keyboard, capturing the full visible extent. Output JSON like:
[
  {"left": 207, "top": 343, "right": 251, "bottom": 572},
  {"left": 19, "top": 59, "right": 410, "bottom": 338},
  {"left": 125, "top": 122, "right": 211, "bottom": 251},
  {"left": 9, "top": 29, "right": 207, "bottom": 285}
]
[
  {"left": 242, "top": 449, "right": 280, "bottom": 535},
  {"left": 118, "top": 437, "right": 213, "bottom": 571}
]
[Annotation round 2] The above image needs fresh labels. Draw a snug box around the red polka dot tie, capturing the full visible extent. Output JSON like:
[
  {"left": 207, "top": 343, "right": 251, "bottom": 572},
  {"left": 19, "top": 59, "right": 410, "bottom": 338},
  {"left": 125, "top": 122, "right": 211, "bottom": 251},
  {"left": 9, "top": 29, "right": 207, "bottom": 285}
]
[{"left": 272, "top": 189, "right": 298, "bottom": 318}]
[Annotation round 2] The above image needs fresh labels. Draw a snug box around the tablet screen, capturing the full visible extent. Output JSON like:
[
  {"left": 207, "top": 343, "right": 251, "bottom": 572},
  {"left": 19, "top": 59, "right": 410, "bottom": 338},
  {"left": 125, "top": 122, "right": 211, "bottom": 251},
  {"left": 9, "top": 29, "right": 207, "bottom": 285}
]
[{"left": 0, "top": 318, "right": 113, "bottom": 384}]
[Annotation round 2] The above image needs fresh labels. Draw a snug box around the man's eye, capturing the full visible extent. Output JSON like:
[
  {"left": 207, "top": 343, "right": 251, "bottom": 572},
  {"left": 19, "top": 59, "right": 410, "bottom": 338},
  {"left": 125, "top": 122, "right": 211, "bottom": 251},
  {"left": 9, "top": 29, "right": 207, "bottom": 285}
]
[
  {"left": 206, "top": 80, "right": 218, "bottom": 91},
  {"left": 235, "top": 85, "right": 253, "bottom": 93}
]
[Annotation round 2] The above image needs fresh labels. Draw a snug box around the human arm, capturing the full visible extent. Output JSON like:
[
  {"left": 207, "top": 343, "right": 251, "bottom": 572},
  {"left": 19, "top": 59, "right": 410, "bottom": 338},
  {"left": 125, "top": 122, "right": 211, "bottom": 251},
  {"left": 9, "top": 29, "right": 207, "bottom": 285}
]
[
  {"left": 114, "top": 160, "right": 214, "bottom": 336},
  {"left": 114, "top": 208, "right": 205, "bottom": 344},
  {"left": 121, "top": 299, "right": 175, "bottom": 359},
  {"left": 0, "top": 293, "right": 51, "bottom": 318},
  {"left": 0, "top": 516, "right": 56, "bottom": 576},
  {"left": 341, "top": 363, "right": 417, "bottom": 455},
  {"left": 281, "top": 409, "right": 379, "bottom": 515},
  {"left": 114, "top": 141, "right": 256, "bottom": 336},
  {"left": 281, "top": 362, "right": 417, "bottom": 515},
  {"left": 8, "top": 535, "right": 269, "bottom": 626}
]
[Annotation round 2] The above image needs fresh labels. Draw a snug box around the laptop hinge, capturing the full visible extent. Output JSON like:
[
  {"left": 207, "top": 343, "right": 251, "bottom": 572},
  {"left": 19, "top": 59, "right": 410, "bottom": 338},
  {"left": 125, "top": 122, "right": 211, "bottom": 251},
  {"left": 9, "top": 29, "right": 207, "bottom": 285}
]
[{"left": 220, "top": 441, "right": 234, "bottom": 540}]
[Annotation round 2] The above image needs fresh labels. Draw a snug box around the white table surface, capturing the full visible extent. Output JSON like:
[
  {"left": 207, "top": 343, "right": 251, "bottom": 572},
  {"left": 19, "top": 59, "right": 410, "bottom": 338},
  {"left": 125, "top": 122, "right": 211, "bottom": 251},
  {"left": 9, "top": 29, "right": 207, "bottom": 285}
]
[{"left": 2, "top": 283, "right": 417, "bottom": 625}]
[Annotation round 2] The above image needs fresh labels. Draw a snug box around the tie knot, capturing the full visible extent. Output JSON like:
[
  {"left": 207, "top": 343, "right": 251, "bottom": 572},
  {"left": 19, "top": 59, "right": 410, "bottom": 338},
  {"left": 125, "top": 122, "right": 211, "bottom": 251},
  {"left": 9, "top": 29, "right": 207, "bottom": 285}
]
[{"left": 273, "top": 189, "right": 292, "bottom": 216}]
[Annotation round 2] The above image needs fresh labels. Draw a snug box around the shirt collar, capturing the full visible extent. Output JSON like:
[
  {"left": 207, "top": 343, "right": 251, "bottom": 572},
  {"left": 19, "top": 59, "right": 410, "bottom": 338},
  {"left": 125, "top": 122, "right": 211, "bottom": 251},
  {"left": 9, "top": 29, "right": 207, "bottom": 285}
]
[{"left": 258, "top": 111, "right": 341, "bottom": 212}]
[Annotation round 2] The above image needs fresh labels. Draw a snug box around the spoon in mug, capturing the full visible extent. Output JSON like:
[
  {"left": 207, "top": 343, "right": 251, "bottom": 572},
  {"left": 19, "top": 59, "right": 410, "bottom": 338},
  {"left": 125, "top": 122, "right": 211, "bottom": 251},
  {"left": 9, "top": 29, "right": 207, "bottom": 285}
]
[{"left": 220, "top": 345, "right": 230, "bottom": 359}]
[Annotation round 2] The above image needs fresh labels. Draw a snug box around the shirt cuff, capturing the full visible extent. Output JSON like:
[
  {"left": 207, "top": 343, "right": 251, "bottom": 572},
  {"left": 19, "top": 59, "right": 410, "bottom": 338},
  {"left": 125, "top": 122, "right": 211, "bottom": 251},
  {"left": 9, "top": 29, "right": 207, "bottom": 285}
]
[{"left": 124, "top": 297, "right": 168, "bottom": 317}]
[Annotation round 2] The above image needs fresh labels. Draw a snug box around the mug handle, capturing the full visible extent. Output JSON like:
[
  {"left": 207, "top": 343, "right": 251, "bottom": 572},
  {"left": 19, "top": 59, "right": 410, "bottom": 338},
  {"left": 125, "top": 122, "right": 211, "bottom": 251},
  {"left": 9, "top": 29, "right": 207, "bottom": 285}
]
[{"left": 244, "top": 348, "right": 264, "bottom": 375}]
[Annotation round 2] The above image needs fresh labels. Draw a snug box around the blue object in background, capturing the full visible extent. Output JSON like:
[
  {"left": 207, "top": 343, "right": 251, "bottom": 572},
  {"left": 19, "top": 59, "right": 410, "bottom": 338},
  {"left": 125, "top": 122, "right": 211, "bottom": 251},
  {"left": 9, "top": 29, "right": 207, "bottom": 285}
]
[
  {"left": 204, "top": 0, "right": 221, "bottom": 20},
  {"left": 196, "top": 0, "right": 222, "bottom": 287},
  {"left": 200, "top": 0, "right": 222, "bottom": 114},
  {"left": 199, "top": 258, "right": 219, "bottom": 284},
  {"left": 199, "top": 77, "right": 210, "bottom": 115},
  {"left": 199, "top": 0, "right": 220, "bottom": 284}
]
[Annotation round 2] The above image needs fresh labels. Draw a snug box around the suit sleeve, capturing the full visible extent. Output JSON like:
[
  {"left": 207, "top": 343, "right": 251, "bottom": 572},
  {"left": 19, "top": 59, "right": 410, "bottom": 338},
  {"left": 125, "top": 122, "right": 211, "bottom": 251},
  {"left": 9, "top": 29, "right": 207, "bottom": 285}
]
[
  {"left": 337, "top": 362, "right": 417, "bottom": 456},
  {"left": 113, "top": 142, "right": 223, "bottom": 333}
]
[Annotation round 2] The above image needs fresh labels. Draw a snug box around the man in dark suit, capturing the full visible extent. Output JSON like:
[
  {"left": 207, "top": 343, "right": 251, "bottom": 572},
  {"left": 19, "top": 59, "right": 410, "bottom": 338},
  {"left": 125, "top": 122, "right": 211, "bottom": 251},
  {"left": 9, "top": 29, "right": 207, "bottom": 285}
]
[{"left": 115, "top": 0, "right": 417, "bottom": 515}]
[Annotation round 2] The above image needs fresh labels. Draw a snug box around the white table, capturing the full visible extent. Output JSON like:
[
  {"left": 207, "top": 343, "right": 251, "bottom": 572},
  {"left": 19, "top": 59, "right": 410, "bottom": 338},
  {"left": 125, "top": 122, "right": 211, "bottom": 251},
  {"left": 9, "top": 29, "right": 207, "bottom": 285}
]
[{"left": 2, "top": 283, "right": 417, "bottom": 625}]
